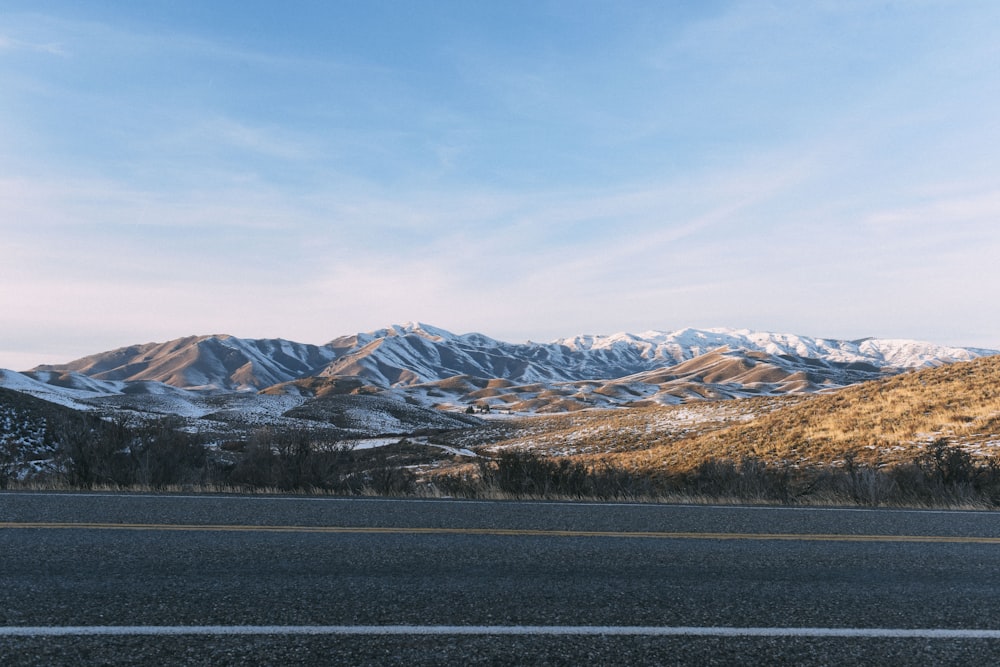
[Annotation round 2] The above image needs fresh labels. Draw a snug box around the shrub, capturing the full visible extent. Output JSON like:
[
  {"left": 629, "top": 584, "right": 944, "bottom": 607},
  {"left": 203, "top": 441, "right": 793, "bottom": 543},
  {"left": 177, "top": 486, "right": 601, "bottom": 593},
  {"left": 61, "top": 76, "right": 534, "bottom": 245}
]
[
  {"left": 916, "top": 438, "right": 975, "bottom": 487},
  {"left": 478, "top": 450, "right": 592, "bottom": 497}
]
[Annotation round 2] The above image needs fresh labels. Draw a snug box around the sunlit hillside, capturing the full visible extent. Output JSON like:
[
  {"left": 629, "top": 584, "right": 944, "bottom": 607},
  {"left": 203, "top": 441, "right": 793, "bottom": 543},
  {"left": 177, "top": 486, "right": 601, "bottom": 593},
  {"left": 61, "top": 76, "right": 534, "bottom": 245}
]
[
  {"left": 593, "top": 354, "right": 1000, "bottom": 472},
  {"left": 442, "top": 355, "right": 1000, "bottom": 475}
]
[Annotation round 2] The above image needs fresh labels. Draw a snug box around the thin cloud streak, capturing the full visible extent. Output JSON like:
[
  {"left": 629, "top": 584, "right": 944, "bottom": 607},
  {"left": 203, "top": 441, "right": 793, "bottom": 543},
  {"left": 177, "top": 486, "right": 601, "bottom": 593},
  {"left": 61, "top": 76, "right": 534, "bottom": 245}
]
[{"left": 0, "top": 34, "right": 67, "bottom": 56}]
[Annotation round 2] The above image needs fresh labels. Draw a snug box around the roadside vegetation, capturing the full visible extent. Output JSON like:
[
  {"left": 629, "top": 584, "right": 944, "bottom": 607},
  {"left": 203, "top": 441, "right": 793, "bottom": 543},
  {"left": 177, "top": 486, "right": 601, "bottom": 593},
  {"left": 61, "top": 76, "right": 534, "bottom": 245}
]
[
  {"left": 430, "top": 441, "right": 1000, "bottom": 508},
  {"left": 4, "top": 356, "right": 1000, "bottom": 509},
  {"left": 6, "top": 417, "right": 1000, "bottom": 508},
  {"left": 8, "top": 419, "right": 423, "bottom": 496}
]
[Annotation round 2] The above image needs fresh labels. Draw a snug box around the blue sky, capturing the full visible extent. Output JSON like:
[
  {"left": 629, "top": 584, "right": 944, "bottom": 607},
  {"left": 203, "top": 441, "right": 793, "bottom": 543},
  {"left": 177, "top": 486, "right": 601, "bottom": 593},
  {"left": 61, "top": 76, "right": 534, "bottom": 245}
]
[{"left": 2, "top": 1, "right": 1000, "bottom": 368}]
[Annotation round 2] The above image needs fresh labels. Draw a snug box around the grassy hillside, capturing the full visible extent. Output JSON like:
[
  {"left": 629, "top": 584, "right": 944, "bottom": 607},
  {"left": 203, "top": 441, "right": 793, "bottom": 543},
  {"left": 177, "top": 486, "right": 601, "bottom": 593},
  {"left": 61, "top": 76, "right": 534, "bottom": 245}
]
[
  {"left": 595, "top": 354, "right": 1000, "bottom": 472},
  {"left": 444, "top": 396, "right": 801, "bottom": 455},
  {"left": 425, "top": 355, "right": 1000, "bottom": 507}
]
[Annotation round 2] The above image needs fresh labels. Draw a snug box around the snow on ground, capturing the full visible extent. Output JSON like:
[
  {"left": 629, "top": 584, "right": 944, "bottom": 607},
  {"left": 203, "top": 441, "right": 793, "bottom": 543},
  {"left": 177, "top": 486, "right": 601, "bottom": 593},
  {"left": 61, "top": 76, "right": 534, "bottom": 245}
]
[
  {"left": 441, "top": 399, "right": 780, "bottom": 456},
  {"left": 343, "top": 437, "right": 400, "bottom": 450},
  {"left": 430, "top": 444, "right": 477, "bottom": 457},
  {"left": 0, "top": 404, "right": 60, "bottom": 480},
  {"left": 0, "top": 369, "right": 104, "bottom": 411},
  {"left": 0, "top": 405, "right": 47, "bottom": 444},
  {"left": 404, "top": 436, "right": 477, "bottom": 457},
  {"left": 195, "top": 393, "right": 308, "bottom": 423}
]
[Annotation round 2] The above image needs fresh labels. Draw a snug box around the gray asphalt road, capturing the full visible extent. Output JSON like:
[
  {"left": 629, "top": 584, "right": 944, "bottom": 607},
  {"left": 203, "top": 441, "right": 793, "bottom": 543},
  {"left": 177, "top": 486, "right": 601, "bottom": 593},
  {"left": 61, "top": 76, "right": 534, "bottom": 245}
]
[{"left": 3, "top": 492, "right": 1000, "bottom": 665}]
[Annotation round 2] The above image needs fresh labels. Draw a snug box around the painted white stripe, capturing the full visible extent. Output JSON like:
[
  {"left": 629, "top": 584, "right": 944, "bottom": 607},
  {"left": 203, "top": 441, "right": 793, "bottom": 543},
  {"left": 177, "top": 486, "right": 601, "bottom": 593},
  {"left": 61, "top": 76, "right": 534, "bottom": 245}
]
[{"left": 2, "top": 625, "right": 1000, "bottom": 639}]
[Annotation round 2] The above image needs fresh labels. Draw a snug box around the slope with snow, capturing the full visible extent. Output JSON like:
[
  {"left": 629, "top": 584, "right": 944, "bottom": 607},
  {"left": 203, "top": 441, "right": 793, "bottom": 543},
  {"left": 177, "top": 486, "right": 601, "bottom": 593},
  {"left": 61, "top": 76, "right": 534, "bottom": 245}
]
[
  {"left": 0, "top": 369, "right": 116, "bottom": 411},
  {"left": 11, "top": 323, "right": 996, "bottom": 420},
  {"left": 313, "top": 323, "right": 994, "bottom": 389},
  {"left": 32, "top": 335, "right": 337, "bottom": 391},
  {"left": 0, "top": 385, "right": 113, "bottom": 481}
]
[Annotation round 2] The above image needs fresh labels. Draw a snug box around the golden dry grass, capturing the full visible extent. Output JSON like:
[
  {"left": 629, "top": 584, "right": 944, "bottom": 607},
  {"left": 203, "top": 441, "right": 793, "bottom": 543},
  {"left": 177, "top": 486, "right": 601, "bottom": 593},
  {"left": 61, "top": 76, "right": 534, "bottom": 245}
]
[
  {"left": 596, "top": 355, "right": 1000, "bottom": 472},
  {"left": 442, "top": 396, "right": 802, "bottom": 458},
  {"left": 438, "top": 355, "right": 1000, "bottom": 478}
]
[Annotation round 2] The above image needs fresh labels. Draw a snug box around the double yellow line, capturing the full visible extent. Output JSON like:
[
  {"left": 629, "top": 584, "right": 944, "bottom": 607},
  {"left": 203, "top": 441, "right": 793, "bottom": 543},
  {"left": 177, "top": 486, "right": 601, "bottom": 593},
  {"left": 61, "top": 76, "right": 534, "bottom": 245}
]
[{"left": 2, "top": 522, "right": 999, "bottom": 544}]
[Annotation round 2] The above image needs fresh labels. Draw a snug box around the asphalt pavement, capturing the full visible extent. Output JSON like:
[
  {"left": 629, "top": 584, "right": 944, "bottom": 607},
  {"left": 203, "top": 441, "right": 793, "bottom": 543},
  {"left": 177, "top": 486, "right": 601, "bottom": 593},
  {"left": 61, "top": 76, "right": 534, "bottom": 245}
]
[{"left": 3, "top": 492, "right": 1000, "bottom": 665}]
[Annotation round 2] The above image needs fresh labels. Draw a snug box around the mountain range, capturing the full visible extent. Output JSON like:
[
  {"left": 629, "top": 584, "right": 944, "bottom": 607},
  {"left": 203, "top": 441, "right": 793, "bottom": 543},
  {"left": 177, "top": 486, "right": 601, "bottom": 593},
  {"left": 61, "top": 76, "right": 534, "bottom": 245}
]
[
  {"left": 1, "top": 323, "right": 996, "bottom": 436},
  {"left": 24, "top": 322, "right": 996, "bottom": 388}
]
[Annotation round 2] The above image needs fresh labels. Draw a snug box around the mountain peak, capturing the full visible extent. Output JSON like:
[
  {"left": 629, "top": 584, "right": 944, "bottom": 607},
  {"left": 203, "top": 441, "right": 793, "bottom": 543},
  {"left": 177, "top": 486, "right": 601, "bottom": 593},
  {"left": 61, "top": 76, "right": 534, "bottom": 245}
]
[
  {"left": 395, "top": 322, "right": 455, "bottom": 340},
  {"left": 20, "top": 324, "right": 998, "bottom": 395}
]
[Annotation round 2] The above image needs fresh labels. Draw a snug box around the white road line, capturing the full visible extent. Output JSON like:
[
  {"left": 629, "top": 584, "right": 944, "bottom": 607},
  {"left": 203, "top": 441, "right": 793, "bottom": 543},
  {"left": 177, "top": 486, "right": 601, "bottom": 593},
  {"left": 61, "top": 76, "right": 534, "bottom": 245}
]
[{"left": 2, "top": 626, "right": 1000, "bottom": 638}]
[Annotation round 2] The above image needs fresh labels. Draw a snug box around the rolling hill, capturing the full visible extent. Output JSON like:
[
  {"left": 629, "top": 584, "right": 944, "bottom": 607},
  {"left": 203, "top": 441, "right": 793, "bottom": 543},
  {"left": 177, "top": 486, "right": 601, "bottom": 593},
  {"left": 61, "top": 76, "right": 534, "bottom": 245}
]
[
  {"left": 579, "top": 354, "right": 1000, "bottom": 472},
  {"left": 3, "top": 324, "right": 999, "bottom": 498},
  {"left": 16, "top": 323, "right": 994, "bottom": 402},
  {"left": 0, "top": 323, "right": 995, "bottom": 447}
]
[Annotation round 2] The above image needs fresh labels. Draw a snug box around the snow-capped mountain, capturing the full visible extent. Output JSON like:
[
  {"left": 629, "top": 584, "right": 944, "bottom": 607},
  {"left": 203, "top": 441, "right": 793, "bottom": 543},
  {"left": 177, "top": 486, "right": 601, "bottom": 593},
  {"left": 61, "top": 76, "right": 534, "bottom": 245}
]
[
  {"left": 0, "top": 322, "right": 991, "bottom": 425},
  {"left": 30, "top": 335, "right": 337, "bottom": 392},
  {"left": 315, "top": 323, "right": 993, "bottom": 387},
  {"left": 0, "top": 322, "right": 995, "bottom": 471},
  {"left": 552, "top": 327, "right": 992, "bottom": 369},
  {"left": 21, "top": 323, "right": 996, "bottom": 392}
]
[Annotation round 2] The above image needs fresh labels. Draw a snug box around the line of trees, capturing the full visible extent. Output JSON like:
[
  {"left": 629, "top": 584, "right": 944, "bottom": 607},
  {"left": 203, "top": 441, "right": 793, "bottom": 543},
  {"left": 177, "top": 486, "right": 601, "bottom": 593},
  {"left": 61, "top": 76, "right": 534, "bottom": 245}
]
[
  {"left": 10, "top": 415, "right": 1000, "bottom": 508},
  {"left": 435, "top": 439, "right": 1000, "bottom": 507},
  {"left": 56, "top": 416, "right": 207, "bottom": 489},
  {"left": 39, "top": 418, "right": 414, "bottom": 494}
]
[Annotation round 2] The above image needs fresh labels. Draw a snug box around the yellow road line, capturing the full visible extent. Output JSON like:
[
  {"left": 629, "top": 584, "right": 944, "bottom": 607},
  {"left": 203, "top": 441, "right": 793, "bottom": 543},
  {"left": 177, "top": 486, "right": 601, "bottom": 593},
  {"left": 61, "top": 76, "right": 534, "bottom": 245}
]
[
  {"left": 5, "top": 624, "right": 1000, "bottom": 638},
  {"left": 1, "top": 522, "right": 999, "bottom": 543}
]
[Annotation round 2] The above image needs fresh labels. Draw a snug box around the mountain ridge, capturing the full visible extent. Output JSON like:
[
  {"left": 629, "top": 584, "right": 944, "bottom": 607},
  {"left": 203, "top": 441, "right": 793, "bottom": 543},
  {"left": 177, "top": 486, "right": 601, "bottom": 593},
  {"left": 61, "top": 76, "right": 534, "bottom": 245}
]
[
  {"left": 24, "top": 323, "right": 996, "bottom": 393},
  {"left": 1, "top": 323, "right": 997, "bottom": 446}
]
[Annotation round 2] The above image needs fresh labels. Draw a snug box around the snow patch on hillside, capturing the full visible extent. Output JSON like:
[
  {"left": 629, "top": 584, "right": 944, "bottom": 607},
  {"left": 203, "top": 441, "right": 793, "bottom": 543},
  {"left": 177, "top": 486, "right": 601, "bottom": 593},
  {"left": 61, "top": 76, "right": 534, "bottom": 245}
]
[{"left": 0, "top": 369, "right": 104, "bottom": 410}]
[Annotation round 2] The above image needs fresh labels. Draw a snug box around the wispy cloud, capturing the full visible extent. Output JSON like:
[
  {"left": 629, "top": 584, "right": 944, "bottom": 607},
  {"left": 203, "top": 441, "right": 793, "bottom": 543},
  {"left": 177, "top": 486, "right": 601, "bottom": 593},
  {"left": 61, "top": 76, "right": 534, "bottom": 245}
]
[
  {"left": 866, "top": 189, "right": 1000, "bottom": 232},
  {"left": 0, "top": 34, "right": 67, "bottom": 56}
]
